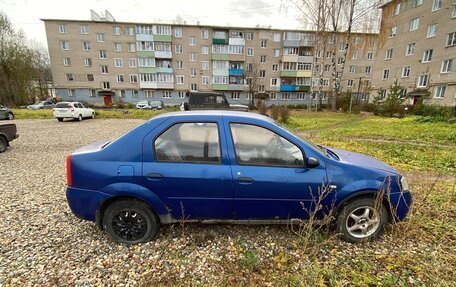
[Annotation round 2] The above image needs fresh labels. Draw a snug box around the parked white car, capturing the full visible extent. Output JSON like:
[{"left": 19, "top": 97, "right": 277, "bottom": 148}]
[{"left": 54, "top": 102, "right": 95, "bottom": 122}]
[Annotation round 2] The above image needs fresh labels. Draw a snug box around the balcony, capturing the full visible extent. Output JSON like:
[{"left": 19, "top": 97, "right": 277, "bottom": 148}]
[
  {"left": 153, "top": 35, "right": 172, "bottom": 42},
  {"left": 212, "top": 53, "right": 230, "bottom": 60},
  {"left": 280, "top": 70, "right": 297, "bottom": 77},
  {"left": 283, "top": 39, "right": 301, "bottom": 47},
  {"left": 137, "top": 51, "right": 155, "bottom": 57},
  {"left": 296, "top": 71, "right": 312, "bottom": 77},
  {"left": 154, "top": 51, "right": 172, "bottom": 58},
  {"left": 282, "top": 55, "right": 298, "bottom": 62},
  {"left": 300, "top": 39, "right": 314, "bottom": 47},
  {"left": 297, "top": 85, "right": 311, "bottom": 92},
  {"left": 280, "top": 84, "right": 297, "bottom": 92},
  {"left": 229, "top": 38, "right": 245, "bottom": 45},
  {"left": 229, "top": 68, "right": 244, "bottom": 76},
  {"left": 138, "top": 67, "right": 157, "bottom": 73},
  {"left": 229, "top": 84, "right": 245, "bottom": 91},
  {"left": 212, "top": 84, "right": 229, "bottom": 90},
  {"left": 213, "top": 38, "right": 228, "bottom": 44},
  {"left": 213, "top": 69, "right": 229, "bottom": 76},
  {"left": 156, "top": 67, "right": 173, "bottom": 73},
  {"left": 139, "top": 82, "right": 174, "bottom": 89},
  {"left": 298, "top": 56, "right": 313, "bottom": 63},
  {"left": 136, "top": 34, "right": 154, "bottom": 41}
]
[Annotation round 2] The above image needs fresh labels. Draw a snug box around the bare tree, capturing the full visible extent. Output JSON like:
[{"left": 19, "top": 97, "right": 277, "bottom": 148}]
[{"left": 243, "top": 58, "right": 261, "bottom": 108}]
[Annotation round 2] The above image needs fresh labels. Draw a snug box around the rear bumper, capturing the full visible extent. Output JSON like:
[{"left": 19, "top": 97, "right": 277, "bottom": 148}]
[
  {"left": 66, "top": 186, "right": 113, "bottom": 221},
  {"left": 14, "top": 133, "right": 19, "bottom": 139}
]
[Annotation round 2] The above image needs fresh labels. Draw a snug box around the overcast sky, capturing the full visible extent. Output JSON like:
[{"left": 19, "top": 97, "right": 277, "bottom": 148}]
[{"left": 1, "top": 0, "right": 303, "bottom": 49}]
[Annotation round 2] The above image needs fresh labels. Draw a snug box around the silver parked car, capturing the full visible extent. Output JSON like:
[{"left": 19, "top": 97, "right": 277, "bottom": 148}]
[{"left": 0, "top": 105, "right": 14, "bottom": 120}]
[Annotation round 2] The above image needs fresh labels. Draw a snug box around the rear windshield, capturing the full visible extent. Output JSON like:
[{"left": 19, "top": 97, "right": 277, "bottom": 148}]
[{"left": 55, "top": 103, "right": 70, "bottom": 108}]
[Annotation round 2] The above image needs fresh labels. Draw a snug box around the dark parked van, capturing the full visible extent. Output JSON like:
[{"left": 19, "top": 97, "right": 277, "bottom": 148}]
[{"left": 182, "top": 92, "right": 248, "bottom": 112}]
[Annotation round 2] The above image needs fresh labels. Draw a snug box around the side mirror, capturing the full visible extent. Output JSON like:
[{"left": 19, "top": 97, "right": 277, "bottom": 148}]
[{"left": 306, "top": 157, "right": 320, "bottom": 168}]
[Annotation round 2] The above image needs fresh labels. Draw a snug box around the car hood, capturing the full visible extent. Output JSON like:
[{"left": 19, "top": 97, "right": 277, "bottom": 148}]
[{"left": 327, "top": 147, "right": 398, "bottom": 174}]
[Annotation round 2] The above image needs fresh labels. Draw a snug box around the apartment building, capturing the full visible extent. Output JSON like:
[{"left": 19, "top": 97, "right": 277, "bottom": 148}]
[
  {"left": 42, "top": 11, "right": 377, "bottom": 106},
  {"left": 372, "top": 0, "right": 456, "bottom": 106}
]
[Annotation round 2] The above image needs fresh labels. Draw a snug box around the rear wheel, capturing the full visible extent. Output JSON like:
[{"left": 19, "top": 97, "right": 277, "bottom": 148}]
[
  {"left": 7, "top": 112, "right": 14, "bottom": 120},
  {"left": 102, "top": 200, "right": 159, "bottom": 244},
  {"left": 57, "top": 118, "right": 63, "bottom": 122},
  {"left": 0, "top": 136, "right": 7, "bottom": 153},
  {"left": 77, "top": 114, "right": 82, "bottom": 121},
  {"left": 336, "top": 197, "right": 388, "bottom": 243}
]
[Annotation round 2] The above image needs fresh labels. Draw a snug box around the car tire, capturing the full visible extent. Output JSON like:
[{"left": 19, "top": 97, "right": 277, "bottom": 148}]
[
  {"left": 91, "top": 112, "right": 95, "bottom": 119},
  {"left": 77, "top": 114, "right": 82, "bottom": 121},
  {"left": 102, "top": 199, "right": 159, "bottom": 244},
  {"left": 0, "top": 136, "right": 7, "bottom": 153},
  {"left": 7, "top": 112, "right": 14, "bottom": 120},
  {"left": 57, "top": 118, "right": 63, "bottom": 122},
  {"left": 336, "top": 197, "right": 388, "bottom": 243}
]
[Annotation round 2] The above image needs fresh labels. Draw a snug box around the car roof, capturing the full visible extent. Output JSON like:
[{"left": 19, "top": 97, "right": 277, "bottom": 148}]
[{"left": 153, "top": 111, "right": 274, "bottom": 123}]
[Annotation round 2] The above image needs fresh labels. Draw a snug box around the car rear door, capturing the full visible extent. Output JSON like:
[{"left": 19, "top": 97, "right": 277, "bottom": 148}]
[
  {"left": 142, "top": 116, "right": 234, "bottom": 220},
  {"left": 223, "top": 118, "right": 327, "bottom": 220}
]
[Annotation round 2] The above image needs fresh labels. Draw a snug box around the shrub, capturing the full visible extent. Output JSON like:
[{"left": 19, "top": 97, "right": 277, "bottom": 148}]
[
  {"left": 257, "top": 102, "right": 267, "bottom": 115},
  {"left": 279, "top": 106, "right": 291, "bottom": 123},
  {"left": 269, "top": 105, "right": 280, "bottom": 121},
  {"left": 411, "top": 104, "right": 455, "bottom": 120}
]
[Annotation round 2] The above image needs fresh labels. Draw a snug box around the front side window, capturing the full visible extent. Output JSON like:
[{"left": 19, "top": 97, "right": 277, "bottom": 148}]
[
  {"left": 230, "top": 124, "right": 304, "bottom": 168},
  {"left": 155, "top": 123, "right": 221, "bottom": 163}
]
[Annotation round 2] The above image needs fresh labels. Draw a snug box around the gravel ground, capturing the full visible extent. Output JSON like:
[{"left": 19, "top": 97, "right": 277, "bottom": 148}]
[{"left": 0, "top": 119, "right": 454, "bottom": 286}]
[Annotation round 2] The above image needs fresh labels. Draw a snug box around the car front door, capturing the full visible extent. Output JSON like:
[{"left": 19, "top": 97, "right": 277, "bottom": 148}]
[
  {"left": 142, "top": 117, "right": 234, "bottom": 220},
  {"left": 225, "top": 120, "right": 327, "bottom": 220}
]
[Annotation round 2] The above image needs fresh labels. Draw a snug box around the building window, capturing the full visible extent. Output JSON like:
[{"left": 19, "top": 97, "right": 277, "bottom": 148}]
[
  {"left": 90, "top": 89, "right": 96, "bottom": 97},
  {"left": 382, "top": 69, "right": 390, "bottom": 80},
  {"left": 410, "top": 18, "right": 420, "bottom": 31},
  {"left": 202, "top": 76, "right": 209, "bottom": 85},
  {"left": 162, "top": 91, "right": 171, "bottom": 98},
  {"left": 60, "top": 41, "right": 69, "bottom": 50},
  {"left": 367, "top": 52, "right": 374, "bottom": 60},
  {"left": 202, "top": 61, "right": 209, "bottom": 70},
  {"left": 63, "top": 58, "right": 71, "bottom": 67},
  {"left": 145, "top": 90, "right": 154, "bottom": 98},
  {"left": 434, "top": 86, "right": 446, "bottom": 98},
  {"left": 270, "top": 92, "right": 276, "bottom": 100},
  {"left": 417, "top": 74, "right": 428, "bottom": 87},
  {"left": 247, "top": 47, "right": 254, "bottom": 56},
  {"left": 189, "top": 53, "right": 196, "bottom": 61},
  {"left": 126, "top": 27, "right": 135, "bottom": 36},
  {"left": 127, "top": 43, "right": 136, "bottom": 52},
  {"left": 87, "top": 74, "right": 94, "bottom": 81},
  {"left": 260, "top": 39, "right": 267, "bottom": 48},
  {"left": 114, "top": 58, "right": 123, "bottom": 67},
  {"left": 66, "top": 73, "right": 74, "bottom": 81},
  {"left": 272, "top": 64, "right": 278, "bottom": 71},
  {"left": 365, "top": 66, "right": 372, "bottom": 74},
  {"left": 102, "top": 81, "right": 110, "bottom": 89},
  {"left": 338, "top": 43, "right": 345, "bottom": 51},
  {"left": 190, "top": 68, "right": 197, "bottom": 76},
  {"left": 178, "top": 91, "right": 185, "bottom": 99},
  {"left": 402, "top": 66, "right": 411, "bottom": 77},
  {"left": 99, "top": 50, "right": 107, "bottom": 59},
  {"left": 297, "top": 93, "right": 306, "bottom": 100},
  {"left": 281, "top": 93, "right": 291, "bottom": 100},
  {"left": 390, "top": 26, "right": 397, "bottom": 37},
  {"left": 246, "top": 32, "right": 253, "bottom": 40},
  {"left": 273, "top": 49, "right": 280, "bottom": 57},
  {"left": 324, "top": 64, "right": 330, "bottom": 72},
  {"left": 113, "top": 26, "right": 121, "bottom": 35},
  {"left": 128, "top": 58, "right": 137, "bottom": 67},
  {"left": 174, "top": 27, "right": 182, "bottom": 38},
  {"left": 427, "top": 24, "right": 437, "bottom": 38},
  {"left": 441, "top": 59, "right": 453, "bottom": 73},
  {"left": 190, "top": 83, "right": 198, "bottom": 91},
  {"left": 447, "top": 32, "right": 456, "bottom": 46},
  {"left": 422, "top": 49, "right": 433, "bottom": 63},
  {"left": 414, "top": 0, "right": 422, "bottom": 7},
  {"left": 68, "top": 89, "right": 75, "bottom": 97},
  {"left": 260, "top": 55, "right": 266, "bottom": 63},
  {"left": 393, "top": 3, "right": 401, "bottom": 15},
  {"left": 176, "top": 61, "right": 183, "bottom": 69},
  {"left": 84, "top": 58, "right": 92, "bottom": 67},
  {"left": 101, "top": 65, "right": 109, "bottom": 74},
  {"left": 453, "top": 5, "right": 456, "bottom": 18},
  {"left": 201, "top": 29, "right": 209, "bottom": 39},
  {"left": 176, "top": 75, "right": 184, "bottom": 85},
  {"left": 406, "top": 43, "right": 416, "bottom": 56},
  {"left": 58, "top": 24, "right": 67, "bottom": 33},
  {"left": 432, "top": 0, "right": 442, "bottom": 12},
  {"left": 259, "top": 70, "right": 266, "bottom": 78},
  {"left": 385, "top": 48, "right": 393, "bottom": 60},
  {"left": 117, "top": 90, "right": 125, "bottom": 98},
  {"left": 80, "top": 25, "right": 89, "bottom": 34},
  {"left": 273, "top": 33, "right": 281, "bottom": 42},
  {"left": 130, "top": 74, "right": 138, "bottom": 83},
  {"left": 337, "top": 57, "right": 343, "bottom": 65},
  {"left": 349, "top": 65, "right": 356, "bottom": 73},
  {"left": 322, "top": 79, "right": 329, "bottom": 86},
  {"left": 271, "top": 78, "right": 278, "bottom": 86},
  {"left": 347, "top": 79, "right": 354, "bottom": 87},
  {"left": 97, "top": 33, "right": 105, "bottom": 42},
  {"left": 351, "top": 51, "right": 358, "bottom": 59},
  {"left": 175, "top": 44, "right": 183, "bottom": 54},
  {"left": 258, "top": 85, "right": 265, "bottom": 92},
  {"left": 113, "top": 42, "right": 122, "bottom": 52},
  {"left": 201, "top": 46, "right": 209, "bottom": 54},
  {"left": 231, "top": 92, "right": 240, "bottom": 100},
  {"left": 116, "top": 75, "right": 124, "bottom": 83},
  {"left": 131, "top": 90, "right": 138, "bottom": 98},
  {"left": 189, "top": 36, "right": 196, "bottom": 45},
  {"left": 82, "top": 41, "right": 91, "bottom": 51}
]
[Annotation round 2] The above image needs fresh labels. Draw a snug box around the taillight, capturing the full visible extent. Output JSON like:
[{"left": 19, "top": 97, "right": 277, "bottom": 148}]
[
  {"left": 66, "top": 155, "right": 72, "bottom": 186},
  {"left": 70, "top": 108, "right": 75, "bottom": 112}
]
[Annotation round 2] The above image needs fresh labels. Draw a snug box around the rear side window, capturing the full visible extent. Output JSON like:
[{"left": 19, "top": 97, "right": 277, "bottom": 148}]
[
  {"left": 154, "top": 122, "right": 221, "bottom": 164},
  {"left": 55, "top": 103, "right": 70, "bottom": 108},
  {"left": 230, "top": 123, "right": 304, "bottom": 167}
]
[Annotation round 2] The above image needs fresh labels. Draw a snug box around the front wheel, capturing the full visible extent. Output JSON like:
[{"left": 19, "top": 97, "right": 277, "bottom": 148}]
[
  {"left": 7, "top": 112, "right": 14, "bottom": 120},
  {"left": 102, "top": 200, "right": 159, "bottom": 244},
  {"left": 91, "top": 112, "right": 95, "bottom": 119},
  {"left": 336, "top": 197, "right": 388, "bottom": 243},
  {"left": 77, "top": 114, "right": 82, "bottom": 121}
]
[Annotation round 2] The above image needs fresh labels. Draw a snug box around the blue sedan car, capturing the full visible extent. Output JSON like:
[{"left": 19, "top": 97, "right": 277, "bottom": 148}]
[{"left": 66, "top": 111, "right": 412, "bottom": 244}]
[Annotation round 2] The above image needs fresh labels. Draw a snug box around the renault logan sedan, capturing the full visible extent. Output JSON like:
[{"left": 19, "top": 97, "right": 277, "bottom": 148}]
[{"left": 66, "top": 111, "right": 412, "bottom": 244}]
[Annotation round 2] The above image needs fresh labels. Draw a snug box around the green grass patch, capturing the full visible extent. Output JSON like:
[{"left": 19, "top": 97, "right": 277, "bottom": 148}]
[{"left": 287, "top": 111, "right": 359, "bottom": 131}]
